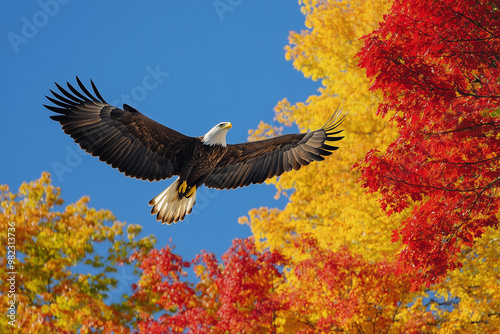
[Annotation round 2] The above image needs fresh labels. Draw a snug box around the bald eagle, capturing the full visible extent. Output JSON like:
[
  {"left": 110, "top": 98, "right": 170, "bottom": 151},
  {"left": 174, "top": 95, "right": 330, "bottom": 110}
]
[{"left": 45, "top": 78, "right": 345, "bottom": 224}]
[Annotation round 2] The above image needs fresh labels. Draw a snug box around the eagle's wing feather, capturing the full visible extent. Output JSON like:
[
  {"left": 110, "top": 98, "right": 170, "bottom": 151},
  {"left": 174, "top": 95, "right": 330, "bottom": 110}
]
[
  {"left": 204, "top": 111, "right": 345, "bottom": 189},
  {"left": 45, "top": 77, "right": 196, "bottom": 181}
]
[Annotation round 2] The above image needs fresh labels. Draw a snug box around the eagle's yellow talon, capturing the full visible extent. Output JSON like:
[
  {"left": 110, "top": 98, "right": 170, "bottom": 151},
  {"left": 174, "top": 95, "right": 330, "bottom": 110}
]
[
  {"left": 186, "top": 185, "right": 196, "bottom": 198},
  {"left": 179, "top": 181, "right": 187, "bottom": 195}
]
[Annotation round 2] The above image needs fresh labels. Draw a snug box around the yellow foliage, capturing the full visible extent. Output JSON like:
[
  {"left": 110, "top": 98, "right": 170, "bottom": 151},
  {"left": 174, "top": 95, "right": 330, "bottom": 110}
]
[
  {"left": 244, "top": 0, "right": 399, "bottom": 263},
  {"left": 430, "top": 227, "right": 500, "bottom": 333}
]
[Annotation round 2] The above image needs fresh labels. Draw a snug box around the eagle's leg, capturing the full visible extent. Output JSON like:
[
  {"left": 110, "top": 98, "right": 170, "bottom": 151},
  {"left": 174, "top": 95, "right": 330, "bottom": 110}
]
[
  {"left": 178, "top": 181, "right": 196, "bottom": 198},
  {"left": 185, "top": 185, "right": 196, "bottom": 198},
  {"left": 178, "top": 180, "right": 188, "bottom": 195}
]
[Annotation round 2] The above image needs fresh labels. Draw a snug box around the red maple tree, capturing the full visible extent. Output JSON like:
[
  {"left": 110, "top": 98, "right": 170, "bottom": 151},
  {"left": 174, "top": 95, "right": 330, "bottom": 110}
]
[
  {"left": 357, "top": 0, "right": 500, "bottom": 285},
  {"left": 131, "top": 238, "right": 287, "bottom": 334}
]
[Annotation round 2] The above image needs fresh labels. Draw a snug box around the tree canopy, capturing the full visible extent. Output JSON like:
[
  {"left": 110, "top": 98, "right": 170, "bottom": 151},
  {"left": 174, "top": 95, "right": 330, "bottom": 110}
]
[{"left": 357, "top": 0, "right": 500, "bottom": 285}]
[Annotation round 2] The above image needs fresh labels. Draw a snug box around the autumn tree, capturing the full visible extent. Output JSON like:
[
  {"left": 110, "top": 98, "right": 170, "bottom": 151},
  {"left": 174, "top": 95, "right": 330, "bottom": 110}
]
[
  {"left": 131, "top": 237, "right": 287, "bottom": 334},
  {"left": 275, "top": 236, "right": 436, "bottom": 333},
  {"left": 243, "top": 0, "right": 399, "bottom": 262},
  {"left": 0, "top": 173, "right": 154, "bottom": 333},
  {"left": 357, "top": 0, "right": 500, "bottom": 285},
  {"left": 429, "top": 226, "right": 500, "bottom": 332}
]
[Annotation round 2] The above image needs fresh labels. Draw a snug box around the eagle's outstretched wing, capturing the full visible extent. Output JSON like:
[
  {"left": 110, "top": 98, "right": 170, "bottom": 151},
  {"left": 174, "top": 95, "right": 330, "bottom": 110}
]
[
  {"left": 204, "top": 110, "right": 345, "bottom": 190},
  {"left": 45, "top": 77, "right": 196, "bottom": 181}
]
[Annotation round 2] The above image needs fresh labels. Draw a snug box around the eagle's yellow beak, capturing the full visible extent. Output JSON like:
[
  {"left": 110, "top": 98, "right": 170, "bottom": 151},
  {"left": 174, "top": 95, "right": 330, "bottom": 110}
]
[{"left": 224, "top": 122, "right": 232, "bottom": 129}]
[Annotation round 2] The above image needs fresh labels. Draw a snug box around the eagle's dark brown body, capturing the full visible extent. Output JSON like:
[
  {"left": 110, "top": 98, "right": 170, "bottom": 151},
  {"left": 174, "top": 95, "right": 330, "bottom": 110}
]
[
  {"left": 181, "top": 140, "right": 228, "bottom": 194},
  {"left": 45, "top": 77, "right": 346, "bottom": 224}
]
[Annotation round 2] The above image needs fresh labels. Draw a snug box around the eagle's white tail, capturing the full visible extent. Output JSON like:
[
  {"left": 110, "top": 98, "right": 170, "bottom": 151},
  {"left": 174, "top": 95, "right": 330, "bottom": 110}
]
[{"left": 149, "top": 178, "right": 196, "bottom": 224}]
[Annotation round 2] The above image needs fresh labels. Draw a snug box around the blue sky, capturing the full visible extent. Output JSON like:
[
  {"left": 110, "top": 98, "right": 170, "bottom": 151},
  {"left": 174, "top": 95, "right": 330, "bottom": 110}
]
[{"left": 1, "top": 2, "right": 320, "bottom": 264}]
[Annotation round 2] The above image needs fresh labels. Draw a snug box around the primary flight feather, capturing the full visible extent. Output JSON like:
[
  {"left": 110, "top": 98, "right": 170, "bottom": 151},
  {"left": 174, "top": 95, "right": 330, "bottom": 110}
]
[{"left": 45, "top": 77, "right": 346, "bottom": 224}]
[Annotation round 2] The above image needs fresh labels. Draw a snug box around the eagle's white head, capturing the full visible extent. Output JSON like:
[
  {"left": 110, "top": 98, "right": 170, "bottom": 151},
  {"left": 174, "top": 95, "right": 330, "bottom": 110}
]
[{"left": 202, "top": 122, "right": 232, "bottom": 147}]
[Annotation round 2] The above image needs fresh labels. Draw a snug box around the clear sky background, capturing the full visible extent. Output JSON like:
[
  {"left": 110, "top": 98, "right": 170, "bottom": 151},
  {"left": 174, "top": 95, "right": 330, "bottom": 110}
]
[{"left": 1, "top": 2, "right": 320, "bottom": 267}]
